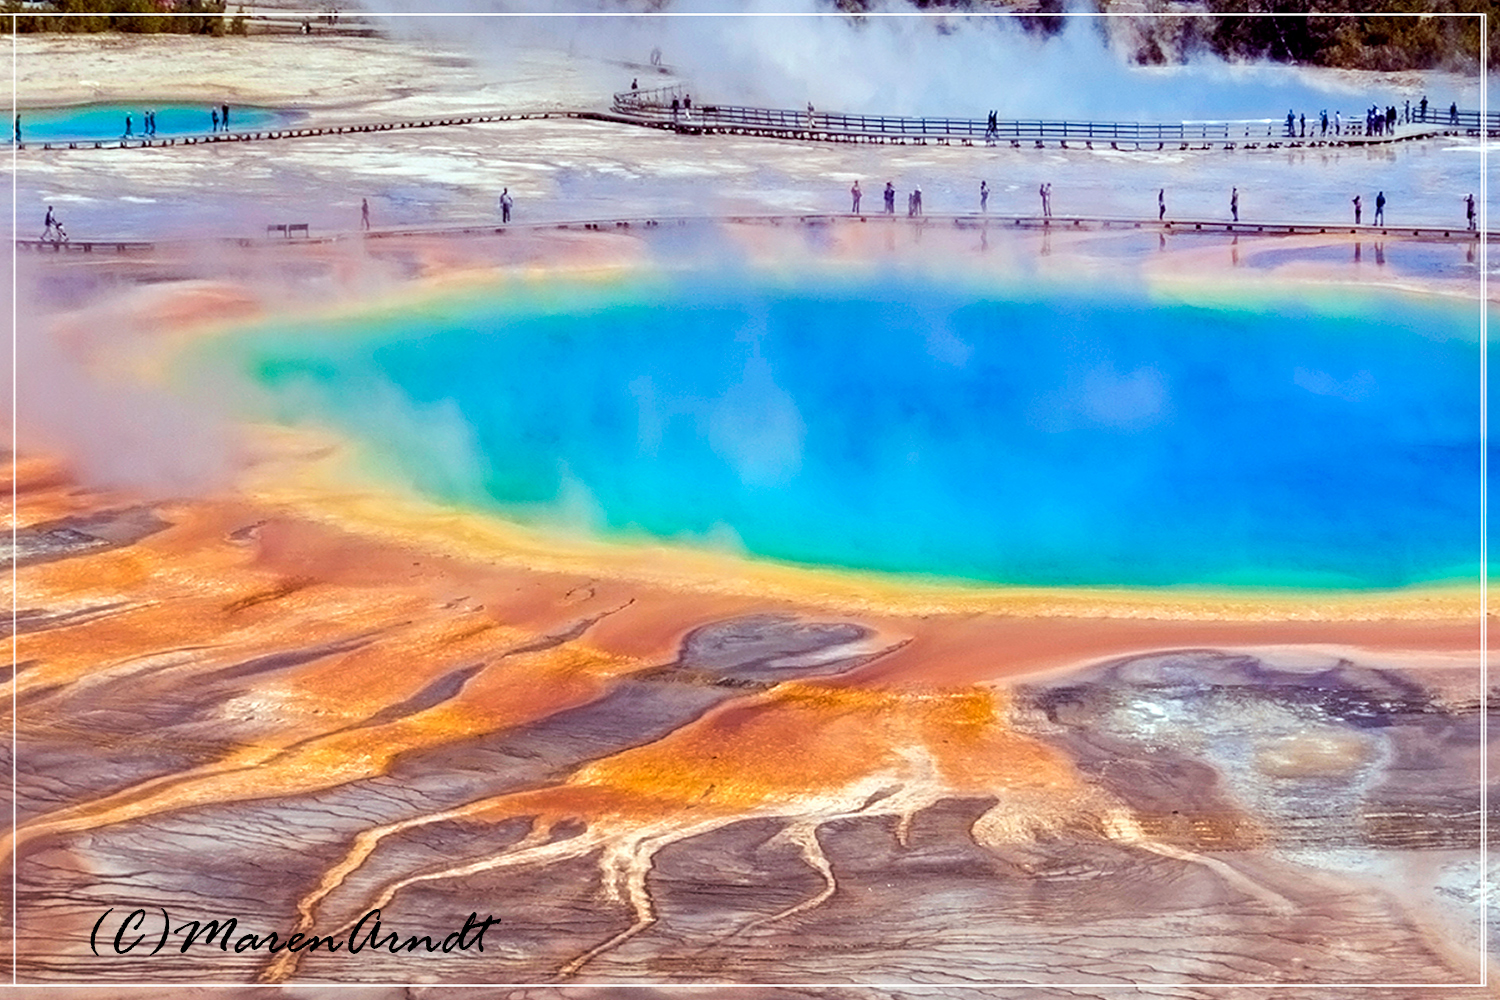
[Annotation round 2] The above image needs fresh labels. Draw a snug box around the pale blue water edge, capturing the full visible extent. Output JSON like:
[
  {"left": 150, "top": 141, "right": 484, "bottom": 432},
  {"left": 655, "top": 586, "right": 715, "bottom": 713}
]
[{"left": 195, "top": 277, "right": 1483, "bottom": 590}]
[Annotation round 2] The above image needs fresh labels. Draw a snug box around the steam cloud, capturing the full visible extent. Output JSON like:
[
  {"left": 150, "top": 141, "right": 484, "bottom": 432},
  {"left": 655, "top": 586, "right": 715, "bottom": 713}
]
[{"left": 359, "top": 0, "right": 1473, "bottom": 121}]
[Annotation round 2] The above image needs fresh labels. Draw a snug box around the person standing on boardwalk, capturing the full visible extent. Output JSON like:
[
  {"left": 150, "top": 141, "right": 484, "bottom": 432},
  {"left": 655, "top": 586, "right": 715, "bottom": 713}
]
[
  {"left": 222, "top": 103, "right": 229, "bottom": 130},
  {"left": 913, "top": 186, "right": 922, "bottom": 216},
  {"left": 212, "top": 108, "right": 219, "bottom": 132},
  {"left": 13, "top": 114, "right": 18, "bottom": 144},
  {"left": 1465, "top": 193, "right": 1476, "bottom": 231},
  {"left": 1352, "top": 194, "right": 1362, "bottom": 224},
  {"left": 1299, "top": 113, "right": 1305, "bottom": 137},
  {"left": 1158, "top": 188, "right": 1165, "bottom": 221},
  {"left": 884, "top": 181, "right": 895, "bottom": 214},
  {"left": 1419, "top": 95, "right": 1428, "bottom": 120},
  {"left": 1334, "top": 110, "right": 1340, "bottom": 135},
  {"left": 1040, "top": 183, "right": 1052, "bottom": 218},
  {"left": 851, "top": 180, "right": 861, "bottom": 213},
  {"left": 361, "top": 198, "right": 370, "bottom": 231},
  {"left": 980, "top": 180, "right": 988, "bottom": 213},
  {"left": 1231, "top": 187, "right": 1239, "bottom": 222},
  {"left": 631, "top": 78, "right": 638, "bottom": 91},
  {"left": 124, "top": 113, "right": 132, "bottom": 137},
  {"left": 1374, "top": 190, "right": 1385, "bottom": 225},
  {"left": 500, "top": 187, "right": 513, "bottom": 223}
]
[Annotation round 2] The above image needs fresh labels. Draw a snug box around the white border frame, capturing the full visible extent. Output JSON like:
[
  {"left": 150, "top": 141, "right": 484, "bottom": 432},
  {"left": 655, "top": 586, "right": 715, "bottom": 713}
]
[{"left": 5, "top": 6, "right": 1489, "bottom": 992}]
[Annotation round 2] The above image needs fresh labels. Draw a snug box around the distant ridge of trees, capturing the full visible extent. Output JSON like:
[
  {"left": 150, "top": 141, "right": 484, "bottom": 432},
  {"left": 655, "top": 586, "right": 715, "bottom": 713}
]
[
  {"left": 1, "top": 0, "right": 1494, "bottom": 70},
  {"left": 835, "top": 0, "right": 1494, "bottom": 71},
  {"left": 1119, "top": 1, "right": 1496, "bottom": 73},
  {"left": 2, "top": 1, "right": 229, "bottom": 35}
]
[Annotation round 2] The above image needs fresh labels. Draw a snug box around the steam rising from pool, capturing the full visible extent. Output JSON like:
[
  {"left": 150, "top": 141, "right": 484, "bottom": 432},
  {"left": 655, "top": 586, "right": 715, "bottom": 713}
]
[
  {"left": 370, "top": 2, "right": 1488, "bottom": 121},
  {"left": 200, "top": 275, "right": 1480, "bottom": 589}
]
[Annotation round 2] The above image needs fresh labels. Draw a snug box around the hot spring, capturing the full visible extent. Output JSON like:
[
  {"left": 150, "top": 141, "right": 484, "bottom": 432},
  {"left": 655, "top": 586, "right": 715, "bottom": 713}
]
[{"left": 194, "top": 273, "right": 1482, "bottom": 590}]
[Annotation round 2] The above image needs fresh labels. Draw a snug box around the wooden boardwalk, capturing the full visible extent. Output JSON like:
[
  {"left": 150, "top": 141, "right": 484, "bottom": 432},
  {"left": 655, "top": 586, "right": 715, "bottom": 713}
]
[
  {"left": 15, "top": 212, "right": 1491, "bottom": 257},
  {"left": 606, "top": 85, "right": 1497, "bottom": 149}
]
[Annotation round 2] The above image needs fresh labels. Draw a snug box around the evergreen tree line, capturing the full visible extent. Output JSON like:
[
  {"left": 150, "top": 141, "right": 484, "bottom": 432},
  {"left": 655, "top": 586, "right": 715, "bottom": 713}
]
[
  {"left": 1122, "top": 1, "right": 1494, "bottom": 72},
  {"left": 1, "top": 1, "right": 230, "bottom": 36},
  {"left": 0, "top": 1, "right": 1494, "bottom": 71}
]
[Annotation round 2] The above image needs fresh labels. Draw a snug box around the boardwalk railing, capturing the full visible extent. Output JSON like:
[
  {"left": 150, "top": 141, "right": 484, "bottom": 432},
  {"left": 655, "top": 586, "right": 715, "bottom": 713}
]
[
  {"left": 614, "top": 91, "right": 1500, "bottom": 141},
  {"left": 1415, "top": 107, "right": 1500, "bottom": 131},
  {"left": 614, "top": 93, "right": 1290, "bottom": 142},
  {"left": 615, "top": 83, "right": 686, "bottom": 112}
]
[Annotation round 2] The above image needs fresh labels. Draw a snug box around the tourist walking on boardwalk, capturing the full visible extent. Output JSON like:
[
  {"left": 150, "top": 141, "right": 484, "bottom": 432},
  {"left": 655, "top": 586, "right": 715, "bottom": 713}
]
[
  {"left": 1420, "top": 95, "right": 1428, "bottom": 120},
  {"left": 1158, "top": 188, "right": 1165, "bottom": 221},
  {"left": 1352, "top": 194, "right": 1362, "bottom": 224},
  {"left": 1299, "top": 113, "right": 1305, "bottom": 137},
  {"left": 42, "top": 205, "right": 57, "bottom": 238},
  {"left": 1230, "top": 187, "right": 1239, "bottom": 222},
  {"left": 222, "top": 103, "right": 230, "bottom": 130},
  {"left": 913, "top": 186, "right": 922, "bottom": 216},
  {"left": 1374, "top": 191, "right": 1385, "bottom": 225},
  {"left": 1465, "top": 193, "right": 1476, "bottom": 231},
  {"left": 631, "top": 78, "right": 638, "bottom": 91},
  {"left": 1039, "top": 183, "right": 1052, "bottom": 218},
  {"left": 211, "top": 108, "right": 219, "bottom": 132},
  {"left": 907, "top": 191, "right": 915, "bottom": 217},
  {"left": 1334, "top": 110, "right": 1340, "bottom": 135},
  {"left": 1285, "top": 109, "right": 1294, "bottom": 136},
  {"left": 500, "top": 187, "right": 513, "bottom": 223},
  {"left": 884, "top": 181, "right": 895, "bottom": 214},
  {"left": 13, "top": 114, "right": 19, "bottom": 144},
  {"left": 851, "top": 180, "right": 861, "bottom": 214},
  {"left": 361, "top": 198, "right": 370, "bottom": 231},
  {"left": 980, "top": 180, "right": 988, "bottom": 213},
  {"left": 124, "top": 113, "right": 132, "bottom": 137},
  {"left": 1449, "top": 102, "right": 1458, "bottom": 125}
]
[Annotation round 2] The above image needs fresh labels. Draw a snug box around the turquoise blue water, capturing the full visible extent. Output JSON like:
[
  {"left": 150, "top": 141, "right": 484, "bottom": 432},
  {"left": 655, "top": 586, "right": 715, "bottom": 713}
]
[
  {"left": 206, "top": 278, "right": 1483, "bottom": 589},
  {"left": 11, "top": 104, "right": 294, "bottom": 143}
]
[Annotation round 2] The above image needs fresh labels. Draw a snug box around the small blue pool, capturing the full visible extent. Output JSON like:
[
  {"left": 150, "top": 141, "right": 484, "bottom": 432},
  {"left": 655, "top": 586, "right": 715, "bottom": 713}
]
[{"left": 10, "top": 103, "right": 298, "bottom": 144}]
